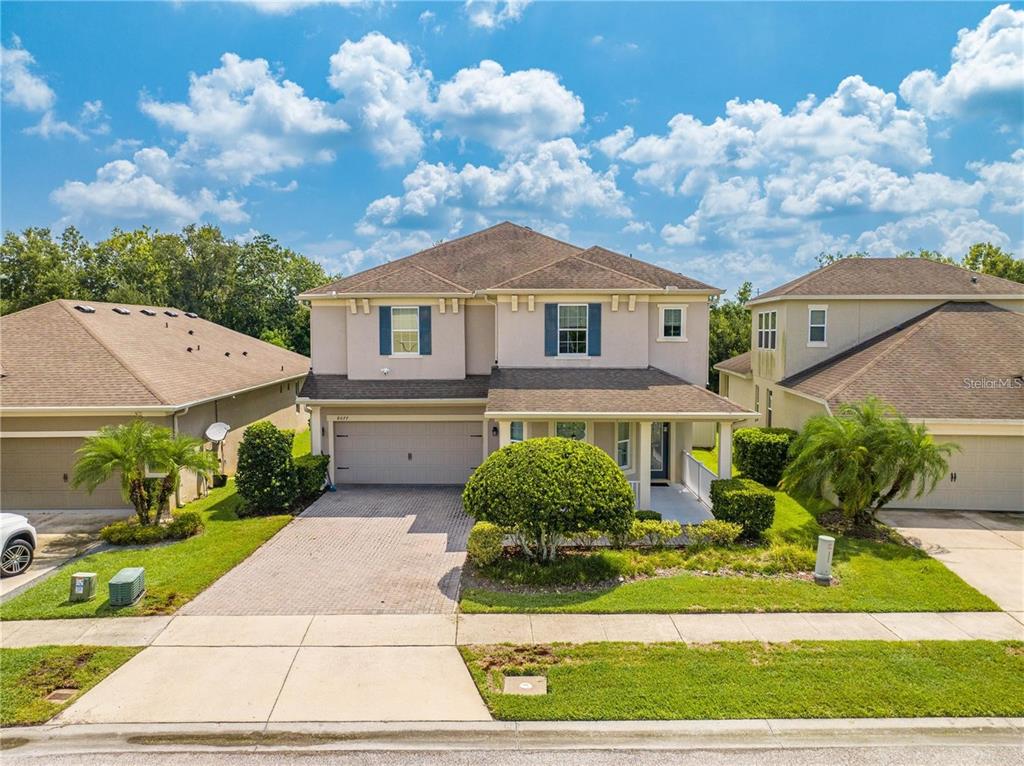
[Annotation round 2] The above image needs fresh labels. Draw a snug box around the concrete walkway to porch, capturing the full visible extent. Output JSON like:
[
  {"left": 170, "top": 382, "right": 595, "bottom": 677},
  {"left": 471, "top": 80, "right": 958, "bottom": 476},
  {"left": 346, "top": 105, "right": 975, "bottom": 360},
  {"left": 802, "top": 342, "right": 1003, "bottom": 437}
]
[{"left": 4, "top": 609, "right": 1022, "bottom": 650}]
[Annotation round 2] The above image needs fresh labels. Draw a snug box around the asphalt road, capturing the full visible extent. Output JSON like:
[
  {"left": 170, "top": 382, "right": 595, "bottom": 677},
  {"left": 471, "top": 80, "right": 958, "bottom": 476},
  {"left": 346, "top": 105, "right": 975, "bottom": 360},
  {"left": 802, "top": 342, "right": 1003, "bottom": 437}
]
[{"left": 8, "top": 746, "right": 1024, "bottom": 766}]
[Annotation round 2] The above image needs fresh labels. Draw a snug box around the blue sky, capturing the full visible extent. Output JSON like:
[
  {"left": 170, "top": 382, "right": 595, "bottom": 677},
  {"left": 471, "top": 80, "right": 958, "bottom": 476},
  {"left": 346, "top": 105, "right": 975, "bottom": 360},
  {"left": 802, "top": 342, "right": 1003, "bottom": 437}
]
[{"left": 2, "top": 1, "right": 1022, "bottom": 294}]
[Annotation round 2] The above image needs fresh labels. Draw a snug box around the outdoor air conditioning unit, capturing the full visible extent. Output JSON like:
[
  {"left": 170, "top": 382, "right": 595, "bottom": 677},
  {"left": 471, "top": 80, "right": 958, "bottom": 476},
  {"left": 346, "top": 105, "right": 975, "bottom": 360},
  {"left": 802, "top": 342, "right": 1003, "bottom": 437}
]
[{"left": 108, "top": 567, "right": 146, "bottom": 607}]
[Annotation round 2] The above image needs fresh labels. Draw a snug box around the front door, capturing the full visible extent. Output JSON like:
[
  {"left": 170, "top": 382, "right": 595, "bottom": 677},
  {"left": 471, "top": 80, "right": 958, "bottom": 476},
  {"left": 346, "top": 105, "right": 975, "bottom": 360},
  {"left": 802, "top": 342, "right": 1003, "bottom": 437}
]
[{"left": 651, "top": 421, "right": 669, "bottom": 481}]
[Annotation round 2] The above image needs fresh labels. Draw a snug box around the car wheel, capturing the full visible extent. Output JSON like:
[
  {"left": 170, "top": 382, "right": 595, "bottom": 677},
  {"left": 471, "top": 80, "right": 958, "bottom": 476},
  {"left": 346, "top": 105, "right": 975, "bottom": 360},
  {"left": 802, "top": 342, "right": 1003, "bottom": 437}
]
[{"left": 1, "top": 540, "right": 34, "bottom": 577}]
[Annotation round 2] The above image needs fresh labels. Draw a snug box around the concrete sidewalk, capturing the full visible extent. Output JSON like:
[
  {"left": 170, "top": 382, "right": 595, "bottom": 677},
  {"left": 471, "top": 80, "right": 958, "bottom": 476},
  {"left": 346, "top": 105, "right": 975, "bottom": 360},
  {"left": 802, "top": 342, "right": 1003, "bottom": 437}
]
[{"left": 3, "top": 610, "right": 1023, "bottom": 649}]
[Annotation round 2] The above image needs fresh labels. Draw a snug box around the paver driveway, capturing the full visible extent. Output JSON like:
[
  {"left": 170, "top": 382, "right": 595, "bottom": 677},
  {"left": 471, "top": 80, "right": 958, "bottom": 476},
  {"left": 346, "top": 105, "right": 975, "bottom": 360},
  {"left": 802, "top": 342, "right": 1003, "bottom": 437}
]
[{"left": 183, "top": 486, "right": 471, "bottom": 615}]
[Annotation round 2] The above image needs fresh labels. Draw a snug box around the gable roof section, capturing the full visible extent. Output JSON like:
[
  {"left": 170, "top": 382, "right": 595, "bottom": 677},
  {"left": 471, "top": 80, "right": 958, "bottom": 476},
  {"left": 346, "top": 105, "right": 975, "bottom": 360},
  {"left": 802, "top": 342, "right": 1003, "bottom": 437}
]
[
  {"left": 304, "top": 222, "right": 718, "bottom": 296},
  {"left": 752, "top": 258, "right": 1024, "bottom": 304},
  {"left": 714, "top": 351, "right": 752, "bottom": 377},
  {"left": 1, "top": 300, "right": 309, "bottom": 409},
  {"left": 779, "top": 301, "right": 1024, "bottom": 420}
]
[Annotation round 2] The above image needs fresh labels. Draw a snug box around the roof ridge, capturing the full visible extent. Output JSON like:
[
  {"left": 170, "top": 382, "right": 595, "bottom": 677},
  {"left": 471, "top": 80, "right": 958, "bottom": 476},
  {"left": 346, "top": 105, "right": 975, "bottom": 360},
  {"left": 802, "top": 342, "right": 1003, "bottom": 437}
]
[
  {"left": 574, "top": 250, "right": 661, "bottom": 288},
  {"left": 808, "top": 303, "right": 950, "bottom": 401},
  {"left": 486, "top": 250, "right": 589, "bottom": 288},
  {"left": 55, "top": 300, "right": 169, "bottom": 405},
  {"left": 767, "top": 258, "right": 849, "bottom": 298}
]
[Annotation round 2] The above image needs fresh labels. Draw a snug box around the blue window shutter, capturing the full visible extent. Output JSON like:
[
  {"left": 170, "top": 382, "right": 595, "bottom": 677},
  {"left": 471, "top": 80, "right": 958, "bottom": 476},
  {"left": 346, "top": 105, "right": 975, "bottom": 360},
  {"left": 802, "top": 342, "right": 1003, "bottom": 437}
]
[
  {"left": 588, "top": 303, "right": 602, "bottom": 356},
  {"left": 419, "top": 306, "right": 432, "bottom": 355},
  {"left": 544, "top": 303, "right": 558, "bottom": 356},
  {"left": 379, "top": 306, "right": 392, "bottom": 356}
]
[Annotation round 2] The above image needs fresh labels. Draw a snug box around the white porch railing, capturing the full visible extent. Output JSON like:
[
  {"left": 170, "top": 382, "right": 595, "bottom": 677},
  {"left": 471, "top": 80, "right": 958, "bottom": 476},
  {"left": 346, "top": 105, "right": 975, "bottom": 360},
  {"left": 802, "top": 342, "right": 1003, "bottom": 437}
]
[{"left": 683, "top": 452, "right": 716, "bottom": 509}]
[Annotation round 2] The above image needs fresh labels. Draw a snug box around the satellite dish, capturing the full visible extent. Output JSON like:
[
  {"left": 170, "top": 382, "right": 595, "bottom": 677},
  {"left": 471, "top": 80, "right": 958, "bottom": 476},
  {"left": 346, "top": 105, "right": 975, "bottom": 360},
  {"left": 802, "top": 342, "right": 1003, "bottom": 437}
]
[{"left": 205, "top": 422, "right": 231, "bottom": 443}]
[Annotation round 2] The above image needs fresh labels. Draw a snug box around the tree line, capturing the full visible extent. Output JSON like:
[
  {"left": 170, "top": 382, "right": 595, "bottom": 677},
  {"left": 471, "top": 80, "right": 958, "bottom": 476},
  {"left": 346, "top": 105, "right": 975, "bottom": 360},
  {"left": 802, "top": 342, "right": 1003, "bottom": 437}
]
[{"left": 0, "top": 225, "right": 334, "bottom": 355}]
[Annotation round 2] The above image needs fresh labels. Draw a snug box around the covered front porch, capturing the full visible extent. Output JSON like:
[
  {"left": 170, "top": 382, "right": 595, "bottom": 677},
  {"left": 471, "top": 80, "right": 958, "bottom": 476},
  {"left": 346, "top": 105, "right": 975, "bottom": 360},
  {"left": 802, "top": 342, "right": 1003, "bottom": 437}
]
[{"left": 484, "top": 366, "right": 758, "bottom": 517}]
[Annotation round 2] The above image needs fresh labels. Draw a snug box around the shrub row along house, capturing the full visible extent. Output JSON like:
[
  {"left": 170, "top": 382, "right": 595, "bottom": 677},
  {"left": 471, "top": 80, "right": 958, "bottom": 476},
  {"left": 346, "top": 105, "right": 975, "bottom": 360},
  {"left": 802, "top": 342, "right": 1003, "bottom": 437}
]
[
  {"left": 0, "top": 300, "right": 308, "bottom": 510},
  {"left": 298, "top": 222, "right": 754, "bottom": 514},
  {"left": 715, "top": 257, "right": 1024, "bottom": 512}
]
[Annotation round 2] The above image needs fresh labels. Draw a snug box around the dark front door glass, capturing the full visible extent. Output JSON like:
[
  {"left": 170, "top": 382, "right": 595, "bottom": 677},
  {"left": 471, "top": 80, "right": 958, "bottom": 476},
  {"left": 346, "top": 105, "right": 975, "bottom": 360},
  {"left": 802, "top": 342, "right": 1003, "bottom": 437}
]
[{"left": 651, "top": 422, "right": 669, "bottom": 480}]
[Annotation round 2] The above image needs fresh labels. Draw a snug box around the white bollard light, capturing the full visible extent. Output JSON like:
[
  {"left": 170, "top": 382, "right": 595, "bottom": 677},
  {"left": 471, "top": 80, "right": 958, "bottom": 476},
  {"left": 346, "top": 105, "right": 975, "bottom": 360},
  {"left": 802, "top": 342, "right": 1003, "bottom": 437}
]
[{"left": 814, "top": 535, "right": 835, "bottom": 585}]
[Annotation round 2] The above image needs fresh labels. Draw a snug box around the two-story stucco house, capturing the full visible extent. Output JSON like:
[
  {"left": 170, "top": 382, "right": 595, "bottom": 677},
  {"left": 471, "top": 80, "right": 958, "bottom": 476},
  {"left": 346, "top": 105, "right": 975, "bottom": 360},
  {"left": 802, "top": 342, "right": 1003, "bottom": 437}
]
[
  {"left": 716, "top": 258, "right": 1024, "bottom": 512},
  {"left": 298, "top": 222, "right": 754, "bottom": 512}
]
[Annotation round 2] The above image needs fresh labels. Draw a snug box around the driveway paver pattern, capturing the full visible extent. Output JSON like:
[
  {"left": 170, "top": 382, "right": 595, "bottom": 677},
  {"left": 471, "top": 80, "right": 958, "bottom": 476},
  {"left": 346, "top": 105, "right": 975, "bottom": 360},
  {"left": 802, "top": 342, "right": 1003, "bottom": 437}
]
[{"left": 182, "top": 486, "right": 471, "bottom": 615}]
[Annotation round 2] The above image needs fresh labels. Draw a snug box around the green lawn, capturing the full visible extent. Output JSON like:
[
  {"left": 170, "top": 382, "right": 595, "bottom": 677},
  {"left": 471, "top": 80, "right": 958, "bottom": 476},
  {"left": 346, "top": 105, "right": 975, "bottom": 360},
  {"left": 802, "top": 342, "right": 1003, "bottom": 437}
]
[
  {"left": 459, "top": 446, "right": 997, "bottom": 614},
  {"left": 292, "top": 427, "right": 311, "bottom": 458},
  {"left": 0, "top": 482, "right": 290, "bottom": 620},
  {"left": 461, "top": 640, "right": 1024, "bottom": 720},
  {"left": 1, "top": 646, "right": 141, "bottom": 726}
]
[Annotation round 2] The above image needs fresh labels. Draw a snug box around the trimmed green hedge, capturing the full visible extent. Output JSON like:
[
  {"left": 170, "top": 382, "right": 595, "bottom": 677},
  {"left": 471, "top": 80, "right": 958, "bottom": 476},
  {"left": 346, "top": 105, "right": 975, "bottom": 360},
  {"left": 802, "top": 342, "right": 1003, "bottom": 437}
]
[
  {"left": 710, "top": 477, "right": 776, "bottom": 539},
  {"left": 294, "top": 453, "right": 329, "bottom": 500},
  {"left": 100, "top": 510, "right": 205, "bottom": 546},
  {"left": 733, "top": 427, "right": 798, "bottom": 486},
  {"left": 236, "top": 422, "right": 297, "bottom": 515}
]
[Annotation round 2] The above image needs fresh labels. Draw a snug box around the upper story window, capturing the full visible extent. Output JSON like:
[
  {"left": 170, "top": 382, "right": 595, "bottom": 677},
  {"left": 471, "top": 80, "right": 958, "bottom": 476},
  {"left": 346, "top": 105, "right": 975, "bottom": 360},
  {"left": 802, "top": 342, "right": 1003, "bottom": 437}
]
[
  {"left": 510, "top": 421, "right": 524, "bottom": 442},
  {"left": 658, "top": 305, "right": 687, "bottom": 341},
  {"left": 615, "top": 422, "right": 631, "bottom": 469},
  {"left": 558, "top": 304, "right": 588, "bottom": 356},
  {"left": 757, "top": 310, "right": 777, "bottom": 350},
  {"left": 391, "top": 307, "right": 420, "bottom": 355},
  {"left": 808, "top": 305, "right": 827, "bottom": 346}
]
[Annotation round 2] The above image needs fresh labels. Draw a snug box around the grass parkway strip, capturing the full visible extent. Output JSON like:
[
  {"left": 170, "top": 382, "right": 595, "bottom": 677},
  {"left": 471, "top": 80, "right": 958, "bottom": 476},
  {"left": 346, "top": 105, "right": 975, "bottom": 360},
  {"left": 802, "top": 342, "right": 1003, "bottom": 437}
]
[{"left": 460, "top": 640, "right": 1024, "bottom": 721}]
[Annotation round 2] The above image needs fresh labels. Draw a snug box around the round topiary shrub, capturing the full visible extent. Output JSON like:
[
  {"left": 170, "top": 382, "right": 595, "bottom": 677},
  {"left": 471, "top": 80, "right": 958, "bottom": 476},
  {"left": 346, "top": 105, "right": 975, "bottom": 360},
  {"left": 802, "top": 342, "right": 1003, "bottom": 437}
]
[
  {"left": 467, "top": 521, "right": 505, "bottom": 567},
  {"left": 236, "top": 421, "right": 298, "bottom": 515},
  {"left": 462, "top": 437, "right": 635, "bottom": 561}
]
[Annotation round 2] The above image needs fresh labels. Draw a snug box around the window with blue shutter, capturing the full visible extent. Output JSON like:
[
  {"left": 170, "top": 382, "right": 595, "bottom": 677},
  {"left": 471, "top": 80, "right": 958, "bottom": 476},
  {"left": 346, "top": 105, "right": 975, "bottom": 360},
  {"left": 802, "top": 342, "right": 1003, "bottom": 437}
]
[
  {"left": 544, "top": 303, "right": 558, "bottom": 356},
  {"left": 587, "top": 303, "right": 601, "bottom": 356},
  {"left": 378, "top": 305, "right": 392, "bottom": 355},
  {"left": 419, "top": 305, "right": 432, "bottom": 355}
]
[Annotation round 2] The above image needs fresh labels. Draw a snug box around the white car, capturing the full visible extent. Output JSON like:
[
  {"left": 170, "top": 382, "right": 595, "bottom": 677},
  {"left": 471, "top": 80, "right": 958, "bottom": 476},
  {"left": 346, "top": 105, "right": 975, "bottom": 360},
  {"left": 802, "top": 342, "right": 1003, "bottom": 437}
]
[{"left": 1, "top": 513, "right": 37, "bottom": 577}]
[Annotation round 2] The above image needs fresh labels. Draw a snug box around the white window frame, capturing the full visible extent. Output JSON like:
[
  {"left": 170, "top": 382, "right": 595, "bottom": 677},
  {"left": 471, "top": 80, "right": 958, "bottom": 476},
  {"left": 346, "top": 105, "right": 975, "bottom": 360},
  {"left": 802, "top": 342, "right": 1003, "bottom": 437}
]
[
  {"left": 510, "top": 421, "right": 524, "bottom": 442},
  {"left": 557, "top": 303, "right": 589, "bottom": 358},
  {"left": 807, "top": 304, "right": 828, "bottom": 347},
  {"left": 390, "top": 306, "right": 420, "bottom": 357},
  {"left": 555, "top": 421, "right": 587, "bottom": 440},
  {"left": 657, "top": 304, "right": 687, "bottom": 342},
  {"left": 615, "top": 422, "right": 632, "bottom": 470},
  {"left": 757, "top": 310, "right": 777, "bottom": 350}
]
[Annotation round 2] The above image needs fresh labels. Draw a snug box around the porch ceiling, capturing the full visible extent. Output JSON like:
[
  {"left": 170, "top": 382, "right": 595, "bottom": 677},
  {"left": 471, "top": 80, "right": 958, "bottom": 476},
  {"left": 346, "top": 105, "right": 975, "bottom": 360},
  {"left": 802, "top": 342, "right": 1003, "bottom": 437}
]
[{"left": 485, "top": 366, "right": 752, "bottom": 419}]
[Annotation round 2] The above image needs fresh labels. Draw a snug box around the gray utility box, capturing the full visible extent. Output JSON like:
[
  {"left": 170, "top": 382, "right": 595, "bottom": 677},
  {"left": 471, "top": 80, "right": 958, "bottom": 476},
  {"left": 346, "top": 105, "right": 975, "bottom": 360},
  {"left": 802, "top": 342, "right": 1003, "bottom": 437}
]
[
  {"left": 69, "top": 572, "right": 98, "bottom": 602},
  {"left": 108, "top": 567, "right": 145, "bottom": 607}
]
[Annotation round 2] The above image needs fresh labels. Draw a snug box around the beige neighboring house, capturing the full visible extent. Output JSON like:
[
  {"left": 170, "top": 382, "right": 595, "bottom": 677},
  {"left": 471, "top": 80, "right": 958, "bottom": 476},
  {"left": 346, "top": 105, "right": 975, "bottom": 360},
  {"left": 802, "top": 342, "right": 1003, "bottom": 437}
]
[
  {"left": 298, "top": 221, "right": 754, "bottom": 514},
  {"left": 0, "top": 300, "right": 309, "bottom": 511},
  {"left": 715, "top": 258, "right": 1024, "bottom": 512}
]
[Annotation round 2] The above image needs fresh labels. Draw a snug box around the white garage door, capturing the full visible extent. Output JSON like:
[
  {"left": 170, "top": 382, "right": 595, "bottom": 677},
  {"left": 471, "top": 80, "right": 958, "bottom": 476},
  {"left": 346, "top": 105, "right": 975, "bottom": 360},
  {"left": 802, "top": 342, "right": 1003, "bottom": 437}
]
[
  {"left": 333, "top": 421, "right": 484, "bottom": 485},
  {"left": 892, "top": 435, "right": 1024, "bottom": 512}
]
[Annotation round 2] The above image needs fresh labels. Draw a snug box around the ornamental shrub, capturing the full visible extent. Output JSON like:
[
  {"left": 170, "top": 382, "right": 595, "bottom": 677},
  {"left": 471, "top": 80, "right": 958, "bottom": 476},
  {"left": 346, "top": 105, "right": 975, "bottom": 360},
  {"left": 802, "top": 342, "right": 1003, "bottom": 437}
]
[
  {"left": 467, "top": 521, "right": 505, "bottom": 566},
  {"left": 462, "top": 437, "right": 635, "bottom": 561},
  {"left": 294, "top": 453, "right": 329, "bottom": 500},
  {"left": 686, "top": 519, "right": 743, "bottom": 547},
  {"left": 732, "top": 427, "right": 798, "bottom": 486},
  {"left": 635, "top": 510, "right": 662, "bottom": 521},
  {"left": 166, "top": 510, "right": 204, "bottom": 539},
  {"left": 709, "top": 477, "right": 776, "bottom": 539},
  {"left": 236, "top": 421, "right": 298, "bottom": 515},
  {"left": 100, "top": 509, "right": 205, "bottom": 545},
  {"left": 629, "top": 519, "right": 683, "bottom": 548}
]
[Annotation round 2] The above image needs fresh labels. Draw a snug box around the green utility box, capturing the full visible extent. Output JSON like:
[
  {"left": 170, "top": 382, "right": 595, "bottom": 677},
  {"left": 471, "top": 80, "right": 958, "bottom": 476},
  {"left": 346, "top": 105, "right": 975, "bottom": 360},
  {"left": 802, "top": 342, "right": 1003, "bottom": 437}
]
[
  {"left": 108, "top": 567, "right": 145, "bottom": 607},
  {"left": 69, "top": 572, "right": 97, "bottom": 602}
]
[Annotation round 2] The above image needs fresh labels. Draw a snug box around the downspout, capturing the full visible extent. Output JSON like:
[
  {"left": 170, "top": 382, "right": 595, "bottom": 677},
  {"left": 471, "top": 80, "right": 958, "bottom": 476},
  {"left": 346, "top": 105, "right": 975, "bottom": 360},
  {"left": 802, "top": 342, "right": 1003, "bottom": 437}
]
[
  {"left": 172, "top": 406, "right": 190, "bottom": 508},
  {"left": 482, "top": 294, "right": 499, "bottom": 368}
]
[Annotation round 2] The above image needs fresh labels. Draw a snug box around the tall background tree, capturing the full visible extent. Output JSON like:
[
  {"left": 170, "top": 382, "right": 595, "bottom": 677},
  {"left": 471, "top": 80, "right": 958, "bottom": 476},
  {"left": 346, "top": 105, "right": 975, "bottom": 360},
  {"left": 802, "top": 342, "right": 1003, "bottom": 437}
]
[
  {"left": 0, "top": 224, "right": 333, "bottom": 354},
  {"left": 708, "top": 281, "right": 752, "bottom": 391}
]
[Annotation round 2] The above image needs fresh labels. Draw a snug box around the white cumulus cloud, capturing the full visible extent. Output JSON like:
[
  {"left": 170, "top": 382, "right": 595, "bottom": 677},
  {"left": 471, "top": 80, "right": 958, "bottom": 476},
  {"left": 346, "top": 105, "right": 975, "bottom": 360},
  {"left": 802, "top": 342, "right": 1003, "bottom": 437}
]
[
  {"left": 855, "top": 208, "right": 1011, "bottom": 258},
  {"left": 141, "top": 52, "right": 348, "bottom": 184},
  {"left": 1, "top": 37, "right": 55, "bottom": 111},
  {"left": 900, "top": 4, "right": 1024, "bottom": 121},
  {"left": 969, "top": 148, "right": 1024, "bottom": 214},
  {"left": 465, "top": 0, "right": 531, "bottom": 30}
]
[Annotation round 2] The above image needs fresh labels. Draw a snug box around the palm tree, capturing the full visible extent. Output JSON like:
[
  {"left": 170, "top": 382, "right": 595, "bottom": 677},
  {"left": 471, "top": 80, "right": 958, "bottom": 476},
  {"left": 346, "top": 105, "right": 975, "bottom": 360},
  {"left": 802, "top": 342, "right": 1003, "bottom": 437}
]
[
  {"left": 153, "top": 434, "right": 219, "bottom": 522},
  {"left": 781, "top": 397, "right": 958, "bottom": 525},
  {"left": 72, "top": 420, "right": 167, "bottom": 525}
]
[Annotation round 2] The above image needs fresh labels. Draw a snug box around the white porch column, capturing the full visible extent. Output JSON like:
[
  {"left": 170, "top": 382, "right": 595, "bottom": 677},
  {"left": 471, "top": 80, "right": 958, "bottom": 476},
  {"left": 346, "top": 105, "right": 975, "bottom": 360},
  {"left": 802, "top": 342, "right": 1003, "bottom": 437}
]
[
  {"left": 680, "top": 421, "right": 694, "bottom": 487},
  {"left": 498, "top": 420, "right": 512, "bottom": 448},
  {"left": 638, "top": 420, "right": 652, "bottom": 509},
  {"left": 718, "top": 421, "right": 733, "bottom": 479},
  {"left": 310, "top": 406, "right": 322, "bottom": 455},
  {"left": 327, "top": 419, "right": 336, "bottom": 486}
]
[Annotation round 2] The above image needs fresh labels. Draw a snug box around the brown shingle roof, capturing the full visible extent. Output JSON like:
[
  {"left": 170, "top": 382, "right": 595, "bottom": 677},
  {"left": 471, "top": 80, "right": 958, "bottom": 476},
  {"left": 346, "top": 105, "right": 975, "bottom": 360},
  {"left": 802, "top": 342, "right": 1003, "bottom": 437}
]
[
  {"left": 486, "top": 367, "right": 750, "bottom": 416},
  {"left": 1, "top": 300, "right": 309, "bottom": 409},
  {"left": 304, "top": 222, "right": 718, "bottom": 296},
  {"left": 753, "top": 258, "right": 1024, "bottom": 303},
  {"left": 779, "top": 302, "right": 1024, "bottom": 420},
  {"left": 299, "top": 374, "right": 490, "bottom": 400},
  {"left": 714, "top": 351, "right": 752, "bottom": 377}
]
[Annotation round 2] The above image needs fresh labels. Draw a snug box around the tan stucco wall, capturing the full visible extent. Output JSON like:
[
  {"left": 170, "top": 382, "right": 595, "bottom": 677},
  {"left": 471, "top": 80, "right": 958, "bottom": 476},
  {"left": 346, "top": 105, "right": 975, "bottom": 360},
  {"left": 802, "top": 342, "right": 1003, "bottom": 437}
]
[
  {"left": 648, "top": 299, "right": 711, "bottom": 384},
  {"left": 346, "top": 305, "right": 466, "bottom": 380},
  {"left": 310, "top": 305, "right": 347, "bottom": 375},
  {"left": 718, "top": 373, "right": 758, "bottom": 430},
  {"left": 465, "top": 304, "right": 495, "bottom": 375}
]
